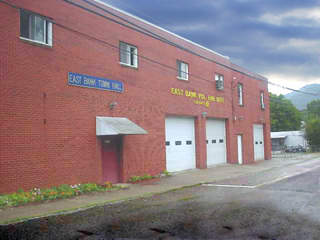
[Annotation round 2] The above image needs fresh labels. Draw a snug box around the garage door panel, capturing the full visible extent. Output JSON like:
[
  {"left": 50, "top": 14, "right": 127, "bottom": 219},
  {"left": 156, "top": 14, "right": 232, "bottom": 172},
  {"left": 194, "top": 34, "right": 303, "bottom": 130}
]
[
  {"left": 165, "top": 117, "right": 196, "bottom": 172},
  {"left": 206, "top": 119, "right": 227, "bottom": 166},
  {"left": 254, "top": 124, "right": 264, "bottom": 161}
]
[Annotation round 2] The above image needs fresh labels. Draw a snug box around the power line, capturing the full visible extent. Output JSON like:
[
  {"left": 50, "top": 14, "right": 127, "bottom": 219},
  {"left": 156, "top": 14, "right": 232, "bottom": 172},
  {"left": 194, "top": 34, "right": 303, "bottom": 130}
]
[
  {"left": 66, "top": 0, "right": 225, "bottom": 70},
  {"left": 0, "top": 1, "right": 309, "bottom": 109},
  {"left": 71, "top": 0, "right": 320, "bottom": 97},
  {"left": 108, "top": 0, "right": 320, "bottom": 97},
  {"left": 52, "top": 25, "right": 320, "bottom": 106},
  {"left": 0, "top": 0, "right": 316, "bottom": 109},
  {"left": 44, "top": 24, "right": 314, "bottom": 109},
  {"left": 111, "top": 0, "right": 171, "bottom": 29},
  {"left": 289, "top": 85, "right": 320, "bottom": 94},
  {"left": 268, "top": 81, "right": 320, "bottom": 96},
  {"left": 2, "top": 1, "right": 311, "bottom": 127},
  {"left": 62, "top": 0, "right": 269, "bottom": 81},
  {"left": 78, "top": 0, "right": 179, "bottom": 48},
  {"left": 52, "top": 22, "right": 278, "bottom": 105},
  {"left": 0, "top": 0, "right": 317, "bottom": 99}
]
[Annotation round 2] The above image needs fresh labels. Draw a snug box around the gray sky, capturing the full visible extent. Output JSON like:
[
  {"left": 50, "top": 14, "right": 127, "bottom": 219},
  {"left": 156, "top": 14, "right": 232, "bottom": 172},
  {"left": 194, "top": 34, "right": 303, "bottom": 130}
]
[{"left": 101, "top": 0, "right": 320, "bottom": 95}]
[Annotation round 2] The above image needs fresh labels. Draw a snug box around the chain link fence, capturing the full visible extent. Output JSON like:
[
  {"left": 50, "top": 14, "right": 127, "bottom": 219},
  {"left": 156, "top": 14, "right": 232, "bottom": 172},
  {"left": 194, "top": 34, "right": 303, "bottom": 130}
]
[{"left": 271, "top": 145, "right": 311, "bottom": 158}]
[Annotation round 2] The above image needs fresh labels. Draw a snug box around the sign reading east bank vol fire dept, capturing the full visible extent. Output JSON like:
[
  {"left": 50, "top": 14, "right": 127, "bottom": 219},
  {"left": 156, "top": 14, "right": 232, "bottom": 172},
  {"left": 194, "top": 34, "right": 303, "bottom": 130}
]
[
  {"left": 170, "top": 87, "right": 225, "bottom": 108},
  {"left": 68, "top": 72, "right": 124, "bottom": 93}
]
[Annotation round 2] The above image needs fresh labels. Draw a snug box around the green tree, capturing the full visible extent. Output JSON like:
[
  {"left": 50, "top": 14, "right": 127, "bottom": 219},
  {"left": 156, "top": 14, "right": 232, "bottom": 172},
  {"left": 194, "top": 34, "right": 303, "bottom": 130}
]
[
  {"left": 304, "top": 118, "right": 320, "bottom": 148},
  {"left": 306, "top": 100, "right": 320, "bottom": 119},
  {"left": 303, "top": 100, "right": 320, "bottom": 150},
  {"left": 270, "top": 93, "right": 302, "bottom": 132}
]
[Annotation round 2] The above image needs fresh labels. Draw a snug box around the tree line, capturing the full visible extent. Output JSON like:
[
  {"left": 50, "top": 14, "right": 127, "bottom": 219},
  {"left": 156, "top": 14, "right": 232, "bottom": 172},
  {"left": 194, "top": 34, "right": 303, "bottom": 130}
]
[{"left": 270, "top": 93, "right": 320, "bottom": 149}]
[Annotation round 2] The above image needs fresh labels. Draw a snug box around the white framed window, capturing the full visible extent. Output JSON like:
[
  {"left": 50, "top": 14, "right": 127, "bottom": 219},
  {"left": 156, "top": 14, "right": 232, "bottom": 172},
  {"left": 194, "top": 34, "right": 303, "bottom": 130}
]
[
  {"left": 260, "top": 91, "right": 265, "bottom": 109},
  {"left": 215, "top": 74, "right": 224, "bottom": 90},
  {"left": 20, "top": 10, "right": 52, "bottom": 46},
  {"left": 119, "top": 42, "right": 138, "bottom": 68},
  {"left": 238, "top": 83, "right": 243, "bottom": 106},
  {"left": 177, "top": 61, "right": 188, "bottom": 80}
]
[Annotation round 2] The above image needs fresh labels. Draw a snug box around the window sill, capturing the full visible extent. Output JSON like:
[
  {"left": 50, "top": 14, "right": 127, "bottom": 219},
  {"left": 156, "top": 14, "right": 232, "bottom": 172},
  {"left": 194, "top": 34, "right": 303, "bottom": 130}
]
[
  {"left": 119, "top": 62, "right": 138, "bottom": 69},
  {"left": 20, "top": 37, "right": 52, "bottom": 48},
  {"left": 177, "top": 77, "right": 189, "bottom": 81}
]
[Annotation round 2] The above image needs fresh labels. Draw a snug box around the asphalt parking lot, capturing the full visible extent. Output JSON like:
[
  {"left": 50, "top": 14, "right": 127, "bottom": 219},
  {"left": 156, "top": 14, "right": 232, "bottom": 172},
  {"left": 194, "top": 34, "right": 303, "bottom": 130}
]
[{"left": 2, "top": 162, "right": 320, "bottom": 240}]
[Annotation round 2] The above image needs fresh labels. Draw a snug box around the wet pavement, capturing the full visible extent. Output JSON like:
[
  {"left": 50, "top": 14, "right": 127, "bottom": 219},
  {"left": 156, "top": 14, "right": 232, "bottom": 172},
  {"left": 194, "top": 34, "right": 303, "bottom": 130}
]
[
  {"left": 207, "top": 158, "right": 320, "bottom": 187},
  {"left": 1, "top": 154, "right": 319, "bottom": 225},
  {"left": 1, "top": 160, "right": 320, "bottom": 239}
]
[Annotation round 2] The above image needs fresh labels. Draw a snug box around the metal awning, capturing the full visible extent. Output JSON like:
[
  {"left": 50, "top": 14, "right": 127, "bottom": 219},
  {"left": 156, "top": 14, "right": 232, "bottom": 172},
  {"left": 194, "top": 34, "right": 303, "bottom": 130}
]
[
  {"left": 271, "top": 131, "right": 303, "bottom": 139},
  {"left": 96, "top": 117, "right": 148, "bottom": 136},
  {"left": 271, "top": 135, "right": 287, "bottom": 139},
  {"left": 271, "top": 133, "right": 288, "bottom": 139}
]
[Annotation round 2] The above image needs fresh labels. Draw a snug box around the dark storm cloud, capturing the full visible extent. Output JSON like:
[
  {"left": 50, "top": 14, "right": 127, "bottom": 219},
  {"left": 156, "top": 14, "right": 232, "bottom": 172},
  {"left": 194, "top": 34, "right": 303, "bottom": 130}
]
[{"left": 100, "top": 0, "right": 320, "bottom": 92}]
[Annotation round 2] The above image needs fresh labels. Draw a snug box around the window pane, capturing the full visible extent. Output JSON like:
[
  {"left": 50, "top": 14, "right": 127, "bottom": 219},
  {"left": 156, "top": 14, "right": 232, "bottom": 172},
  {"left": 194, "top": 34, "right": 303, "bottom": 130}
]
[
  {"left": 220, "top": 76, "right": 224, "bottom": 89},
  {"left": 181, "top": 63, "right": 186, "bottom": 79},
  {"left": 30, "top": 15, "right": 36, "bottom": 40},
  {"left": 180, "top": 63, "right": 184, "bottom": 78},
  {"left": 238, "top": 84, "right": 243, "bottom": 105},
  {"left": 120, "top": 43, "right": 137, "bottom": 67},
  {"left": 20, "top": 10, "right": 52, "bottom": 45},
  {"left": 216, "top": 74, "right": 224, "bottom": 90},
  {"left": 47, "top": 22, "right": 52, "bottom": 45},
  {"left": 130, "top": 47, "right": 135, "bottom": 66},
  {"left": 35, "top": 16, "right": 45, "bottom": 42},
  {"left": 184, "top": 63, "right": 188, "bottom": 79},
  {"left": 177, "top": 62, "right": 182, "bottom": 78},
  {"left": 177, "top": 62, "right": 188, "bottom": 79},
  {"left": 20, "top": 10, "right": 30, "bottom": 38},
  {"left": 120, "top": 43, "right": 129, "bottom": 64},
  {"left": 132, "top": 47, "right": 138, "bottom": 66},
  {"left": 30, "top": 15, "right": 45, "bottom": 42}
]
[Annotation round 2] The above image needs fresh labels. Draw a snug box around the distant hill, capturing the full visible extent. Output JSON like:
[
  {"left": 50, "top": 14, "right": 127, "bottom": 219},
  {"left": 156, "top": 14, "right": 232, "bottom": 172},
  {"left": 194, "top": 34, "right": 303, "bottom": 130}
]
[{"left": 285, "top": 84, "right": 320, "bottom": 111}]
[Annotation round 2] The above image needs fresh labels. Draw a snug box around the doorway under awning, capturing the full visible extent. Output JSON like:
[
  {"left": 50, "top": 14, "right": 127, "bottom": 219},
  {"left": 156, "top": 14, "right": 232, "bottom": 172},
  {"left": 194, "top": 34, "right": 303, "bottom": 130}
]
[{"left": 96, "top": 117, "right": 148, "bottom": 136}]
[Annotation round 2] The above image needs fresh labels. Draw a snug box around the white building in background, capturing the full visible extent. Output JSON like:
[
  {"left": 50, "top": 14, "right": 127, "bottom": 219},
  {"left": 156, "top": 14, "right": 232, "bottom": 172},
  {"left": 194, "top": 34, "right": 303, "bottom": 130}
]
[{"left": 271, "top": 131, "right": 307, "bottom": 150}]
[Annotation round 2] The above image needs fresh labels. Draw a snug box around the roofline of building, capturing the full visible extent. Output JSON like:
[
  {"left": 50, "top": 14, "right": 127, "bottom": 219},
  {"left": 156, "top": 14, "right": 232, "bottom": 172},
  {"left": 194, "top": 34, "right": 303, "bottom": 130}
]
[
  {"left": 94, "top": 0, "right": 230, "bottom": 60},
  {"left": 230, "top": 63, "right": 268, "bottom": 82},
  {"left": 271, "top": 131, "right": 304, "bottom": 138}
]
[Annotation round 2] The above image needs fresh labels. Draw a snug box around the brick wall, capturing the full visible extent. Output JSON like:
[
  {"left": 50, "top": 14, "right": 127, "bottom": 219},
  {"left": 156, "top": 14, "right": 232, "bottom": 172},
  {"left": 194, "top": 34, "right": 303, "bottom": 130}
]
[{"left": 0, "top": 0, "right": 271, "bottom": 193}]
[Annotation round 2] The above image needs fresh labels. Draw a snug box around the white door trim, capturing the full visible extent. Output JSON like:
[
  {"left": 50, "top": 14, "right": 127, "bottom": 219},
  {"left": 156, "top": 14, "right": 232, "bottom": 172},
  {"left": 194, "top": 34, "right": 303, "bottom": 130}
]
[{"left": 238, "top": 135, "right": 243, "bottom": 164}]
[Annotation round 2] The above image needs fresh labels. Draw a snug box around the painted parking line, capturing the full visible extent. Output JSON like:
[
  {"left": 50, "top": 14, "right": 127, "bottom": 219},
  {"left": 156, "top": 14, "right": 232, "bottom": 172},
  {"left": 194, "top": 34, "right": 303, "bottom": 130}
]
[
  {"left": 202, "top": 184, "right": 256, "bottom": 189},
  {"left": 254, "top": 165, "right": 320, "bottom": 188},
  {"left": 296, "top": 160, "right": 320, "bottom": 167},
  {"left": 203, "top": 165, "right": 320, "bottom": 189}
]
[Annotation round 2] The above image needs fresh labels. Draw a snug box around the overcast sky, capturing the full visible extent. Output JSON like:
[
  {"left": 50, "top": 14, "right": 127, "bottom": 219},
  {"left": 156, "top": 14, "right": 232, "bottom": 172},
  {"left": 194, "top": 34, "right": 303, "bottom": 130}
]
[{"left": 101, "top": 0, "right": 320, "bottom": 95}]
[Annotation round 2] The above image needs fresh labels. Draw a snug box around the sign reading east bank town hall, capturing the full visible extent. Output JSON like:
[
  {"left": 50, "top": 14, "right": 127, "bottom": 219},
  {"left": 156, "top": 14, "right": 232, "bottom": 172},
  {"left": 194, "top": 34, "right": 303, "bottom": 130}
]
[{"left": 68, "top": 72, "right": 124, "bottom": 93}]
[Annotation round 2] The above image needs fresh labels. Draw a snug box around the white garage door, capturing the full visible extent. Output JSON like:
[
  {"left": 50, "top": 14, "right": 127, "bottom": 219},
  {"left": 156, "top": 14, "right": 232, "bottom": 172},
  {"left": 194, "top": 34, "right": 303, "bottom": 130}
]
[
  {"left": 206, "top": 119, "right": 227, "bottom": 166},
  {"left": 253, "top": 124, "right": 264, "bottom": 161},
  {"left": 165, "top": 117, "right": 196, "bottom": 172}
]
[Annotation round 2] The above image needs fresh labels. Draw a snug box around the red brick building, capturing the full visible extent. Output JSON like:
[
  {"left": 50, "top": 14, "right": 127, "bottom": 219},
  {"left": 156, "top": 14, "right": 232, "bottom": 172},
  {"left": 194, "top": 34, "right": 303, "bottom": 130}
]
[{"left": 0, "top": 0, "right": 271, "bottom": 194}]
